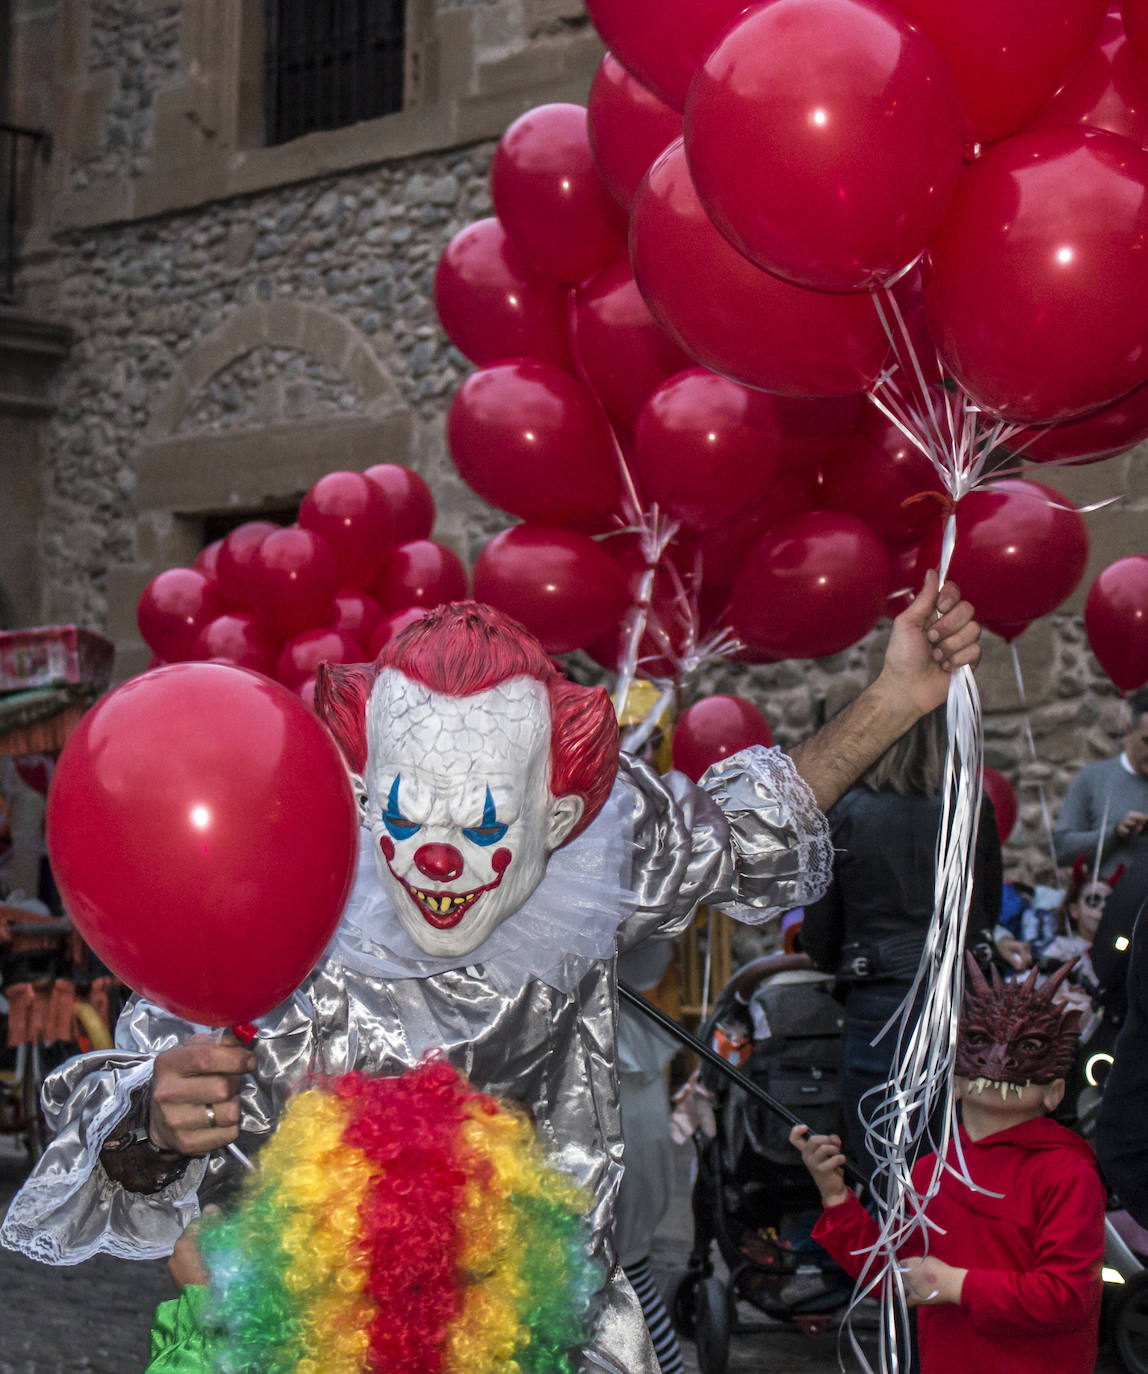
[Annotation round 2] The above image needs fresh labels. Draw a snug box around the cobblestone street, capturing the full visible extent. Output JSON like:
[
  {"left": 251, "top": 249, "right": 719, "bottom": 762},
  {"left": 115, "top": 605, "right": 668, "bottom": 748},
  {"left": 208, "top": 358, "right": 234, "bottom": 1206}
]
[{"left": 0, "top": 1137, "right": 1130, "bottom": 1373}]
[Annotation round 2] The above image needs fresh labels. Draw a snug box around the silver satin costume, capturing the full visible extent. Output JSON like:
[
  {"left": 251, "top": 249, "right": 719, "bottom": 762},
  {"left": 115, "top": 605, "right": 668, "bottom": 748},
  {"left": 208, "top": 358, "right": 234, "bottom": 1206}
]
[{"left": 1, "top": 746, "right": 832, "bottom": 1374}]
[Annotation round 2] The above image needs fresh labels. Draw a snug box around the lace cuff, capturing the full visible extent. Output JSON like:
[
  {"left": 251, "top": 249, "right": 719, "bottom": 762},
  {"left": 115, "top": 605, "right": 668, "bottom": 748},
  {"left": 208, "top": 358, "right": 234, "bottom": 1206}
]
[{"left": 0, "top": 1057, "right": 207, "bottom": 1265}]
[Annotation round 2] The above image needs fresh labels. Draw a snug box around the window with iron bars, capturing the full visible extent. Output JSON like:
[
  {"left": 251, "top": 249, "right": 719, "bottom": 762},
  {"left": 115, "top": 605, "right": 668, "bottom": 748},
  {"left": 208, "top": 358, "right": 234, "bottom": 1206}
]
[{"left": 263, "top": 0, "right": 407, "bottom": 147}]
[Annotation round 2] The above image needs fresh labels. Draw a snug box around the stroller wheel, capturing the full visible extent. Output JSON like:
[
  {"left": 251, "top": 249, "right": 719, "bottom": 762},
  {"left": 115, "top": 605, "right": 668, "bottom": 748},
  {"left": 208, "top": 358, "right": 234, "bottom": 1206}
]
[
  {"left": 1114, "top": 1271, "right": 1148, "bottom": 1374},
  {"left": 669, "top": 1270, "right": 703, "bottom": 1339},
  {"left": 694, "top": 1275, "right": 731, "bottom": 1374}
]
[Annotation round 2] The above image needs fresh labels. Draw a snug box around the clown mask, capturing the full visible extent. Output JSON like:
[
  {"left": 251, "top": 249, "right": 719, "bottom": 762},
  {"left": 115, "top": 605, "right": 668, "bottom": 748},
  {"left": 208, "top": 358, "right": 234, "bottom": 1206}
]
[{"left": 359, "top": 669, "right": 585, "bottom": 958}]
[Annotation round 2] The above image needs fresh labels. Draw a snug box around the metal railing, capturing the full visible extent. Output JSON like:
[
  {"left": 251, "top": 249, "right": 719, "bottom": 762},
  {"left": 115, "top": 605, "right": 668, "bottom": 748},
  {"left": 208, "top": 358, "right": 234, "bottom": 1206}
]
[{"left": 0, "top": 122, "right": 50, "bottom": 304}]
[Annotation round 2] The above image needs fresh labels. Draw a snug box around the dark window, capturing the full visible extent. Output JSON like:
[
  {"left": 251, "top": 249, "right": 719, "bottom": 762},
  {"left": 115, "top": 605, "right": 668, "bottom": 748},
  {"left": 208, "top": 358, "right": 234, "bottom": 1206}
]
[{"left": 263, "top": 0, "right": 406, "bottom": 147}]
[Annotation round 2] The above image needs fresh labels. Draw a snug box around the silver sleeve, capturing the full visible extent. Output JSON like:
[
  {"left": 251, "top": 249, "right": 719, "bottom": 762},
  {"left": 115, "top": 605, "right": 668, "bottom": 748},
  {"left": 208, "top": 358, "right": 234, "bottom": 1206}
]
[{"left": 619, "top": 744, "right": 833, "bottom": 947}]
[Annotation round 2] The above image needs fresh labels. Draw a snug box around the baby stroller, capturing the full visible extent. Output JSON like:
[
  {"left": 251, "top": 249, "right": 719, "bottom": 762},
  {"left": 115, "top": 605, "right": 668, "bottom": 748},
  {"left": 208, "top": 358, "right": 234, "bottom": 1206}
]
[{"left": 644, "top": 953, "right": 856, "bottom": 1374}]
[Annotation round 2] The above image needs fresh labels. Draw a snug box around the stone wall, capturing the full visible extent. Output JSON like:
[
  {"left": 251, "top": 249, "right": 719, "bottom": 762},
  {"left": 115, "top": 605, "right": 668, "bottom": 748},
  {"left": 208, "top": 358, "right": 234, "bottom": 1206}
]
[{"left": 10, "top": 0, "right": 1148, "bottom": 892}]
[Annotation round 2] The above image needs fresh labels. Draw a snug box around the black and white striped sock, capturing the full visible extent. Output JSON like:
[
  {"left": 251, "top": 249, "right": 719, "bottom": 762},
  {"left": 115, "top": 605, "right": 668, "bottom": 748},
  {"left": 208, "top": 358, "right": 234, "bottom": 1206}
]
[{"left": 624, "top": 1255, "right": 686, "bottom": 1374}]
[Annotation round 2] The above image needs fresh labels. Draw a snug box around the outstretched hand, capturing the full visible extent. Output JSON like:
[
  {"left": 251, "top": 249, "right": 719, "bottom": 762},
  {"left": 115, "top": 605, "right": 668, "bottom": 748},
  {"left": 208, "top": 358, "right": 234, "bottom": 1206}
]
[{"left": 878, "top": 569, "right": 982, "bottom": 722}]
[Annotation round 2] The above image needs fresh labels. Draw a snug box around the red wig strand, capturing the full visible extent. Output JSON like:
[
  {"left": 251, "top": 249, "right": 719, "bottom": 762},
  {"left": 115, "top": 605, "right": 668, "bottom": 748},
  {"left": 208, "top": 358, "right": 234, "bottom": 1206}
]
[{"left": 316, "top": 602, "right": 618, "bottom": 841}]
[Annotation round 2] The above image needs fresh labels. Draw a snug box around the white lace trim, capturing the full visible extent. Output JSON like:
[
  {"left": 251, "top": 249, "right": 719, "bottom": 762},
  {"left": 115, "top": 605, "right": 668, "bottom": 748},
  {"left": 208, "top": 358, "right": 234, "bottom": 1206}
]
[{"left": 0, "top": 1060, "right": 206, "bottom": 1265}]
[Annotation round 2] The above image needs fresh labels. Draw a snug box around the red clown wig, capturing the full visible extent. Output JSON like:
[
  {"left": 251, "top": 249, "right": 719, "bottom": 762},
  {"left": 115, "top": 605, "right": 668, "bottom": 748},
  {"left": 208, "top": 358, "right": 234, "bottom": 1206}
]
[{"left": 316, "top": 602, "right": 619, "bottom": 842}]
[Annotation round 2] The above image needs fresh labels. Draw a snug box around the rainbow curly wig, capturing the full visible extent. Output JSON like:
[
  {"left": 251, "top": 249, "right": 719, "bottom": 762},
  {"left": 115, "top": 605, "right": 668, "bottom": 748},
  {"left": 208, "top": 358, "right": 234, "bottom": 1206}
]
[{"left": 192, "top": 1059, "right": 601, "bottom": 1374}]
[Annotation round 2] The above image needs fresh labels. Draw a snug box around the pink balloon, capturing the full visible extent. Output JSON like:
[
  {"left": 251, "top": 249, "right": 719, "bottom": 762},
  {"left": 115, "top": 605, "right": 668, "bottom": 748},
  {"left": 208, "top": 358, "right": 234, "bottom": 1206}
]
[
  {"left": 191, "top": 613, "right": 280, "bottom": 677},
  {"left": 247, "top": 528, "right": 340, "bottom": 638},
  {"left": 730, "top": 512, "right": 891, "bottom": 659},
  {"left": 820, "top": 405, "right": 948, "bottom": 546},
  {"left": 473, "top": 525, "right": 631, "bottom": 654},
  {"left": 573, "top": 260, "right": 693, "bottom": 440},
  {"left": 587, "top": 53, "right": 684, "bottom": 208},
  {"left": 298, "top": 471, "right": 394, "bottom": 590},
  {"left": 362, "top": 464, "right": 436, "bottom": 543},
  {"left": 371, "top": 540, "right": 468, "bottom": 614},
  {"left": 672, "top": 695, "right": 774, "bottom": 782},
  {"left": 137, "top": 569, "right": 222, "bottom": 663},
  {"left": 585, "top": 0, "right": 751, "bottom": 110},
  {"left": 193, "top": 539, "right": 224, "bottom": 583},
  {"left": 276, "top": 628, "right": 366, "bottom": 691},
  {"left": 1012, "top": 376, "right": 1148, "bottom": 462},
  {"left": 685, "top": 0, "right": 965, "bottom": 291},
  {"left": 1126, "top": 0, "right": 1148, "bottom": 68},
  {"left": 433, "top": 217, "right": 574, "bottom": 370},
  {"left": 630, "top": 139, "right": 891, "bottom": 397},
  {"left": 1085, "top": 554, "right": 1148, "bottom": 690},
  {"left": 491, "top": 103, "right": 628, "bottom": 285},
  {"left": 632, "top": 368, "right": 786, "bottom": 532},
  {"left": 924, "top": 128, "right": 1148, "bottom": 422},
  {"left": 448, "top": 361, "right": 621, "bottom": 523},
  {"left": 215, "top": 521, "right": 278, "bottom": 611},
  {"left": 1029, "top": 7, "right": 1148, "bottom": 147},
  {"left": 888, "top": 0, "right": 1107, "bottom": 143},
  {"left": 326, "top": 589, "right": 384, "bottom": 646}
]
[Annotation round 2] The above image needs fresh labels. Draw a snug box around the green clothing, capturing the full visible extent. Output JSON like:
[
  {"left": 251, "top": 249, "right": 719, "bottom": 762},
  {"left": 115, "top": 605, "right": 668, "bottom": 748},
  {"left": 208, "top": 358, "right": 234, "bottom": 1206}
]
[{"left": 146, "top": 1286, "right": 214, "bottom": 1374}]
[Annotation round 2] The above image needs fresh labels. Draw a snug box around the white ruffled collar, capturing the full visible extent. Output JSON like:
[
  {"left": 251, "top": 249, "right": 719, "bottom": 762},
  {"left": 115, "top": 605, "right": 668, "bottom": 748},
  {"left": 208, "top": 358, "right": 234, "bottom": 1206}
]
[{"left": 328, "top": 780, "right": 636, "bottom": 995}]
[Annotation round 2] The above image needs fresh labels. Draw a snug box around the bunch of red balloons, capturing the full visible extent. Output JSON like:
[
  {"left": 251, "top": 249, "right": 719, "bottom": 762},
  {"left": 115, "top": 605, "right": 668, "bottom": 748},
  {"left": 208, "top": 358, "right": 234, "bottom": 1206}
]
[
  {"left": 136, "top": 464, "right": 467, "bottom": 704},
  {"left": 433, "top": 0, "right": 1148, "bottom": 684}
]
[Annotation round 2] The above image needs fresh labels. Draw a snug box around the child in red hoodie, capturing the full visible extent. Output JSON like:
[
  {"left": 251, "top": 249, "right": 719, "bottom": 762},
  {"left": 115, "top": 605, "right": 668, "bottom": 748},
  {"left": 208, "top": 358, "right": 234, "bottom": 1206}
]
[{"left": 790, "top": 958, "right": 1106, "bottom": 1374}]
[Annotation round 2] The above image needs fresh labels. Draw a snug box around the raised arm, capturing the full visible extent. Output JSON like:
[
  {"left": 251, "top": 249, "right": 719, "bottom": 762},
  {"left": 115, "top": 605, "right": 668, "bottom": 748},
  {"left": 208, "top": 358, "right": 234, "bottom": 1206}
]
[{"left": 789, "top": 571, "right": 981, "bottom": 813}]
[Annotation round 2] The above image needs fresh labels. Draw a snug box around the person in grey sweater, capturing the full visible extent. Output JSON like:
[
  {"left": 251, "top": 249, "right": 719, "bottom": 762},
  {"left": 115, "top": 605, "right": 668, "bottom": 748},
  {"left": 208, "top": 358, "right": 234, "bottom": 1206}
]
[{"left": 1054, "top": 687, "right": 1148, "bottom": 872}]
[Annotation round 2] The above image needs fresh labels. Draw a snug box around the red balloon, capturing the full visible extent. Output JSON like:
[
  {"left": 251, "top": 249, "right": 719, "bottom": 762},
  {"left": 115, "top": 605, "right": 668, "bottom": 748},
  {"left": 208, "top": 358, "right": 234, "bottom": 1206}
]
[
  {"left": 362, "top": 464, "right": 435, "bottom": 543},
  {"left": 587, "top": 53, "right": 684, "bottom": 209},
  {"left": 46, "top": 663, "right": 358, "bottom": 1026},
  {"left": 632, "top": 368, "right": 786, "bottom": 532},
  {"left": 296, "top": 676, "right": 319, "bottom": 710},
  {"left": 630, "top": 139, "right": 891, "bottom": 396},
  {"left": 433, "top": 217, "right": 574, "bottom": 370},
  {"left": 371, "top": 539, "right": 468, "bottom": 614},
  {"left": 448, "top": 361, "right": 621, "bottom": 523},
  {"left": 924, "top": 128, "right": 1148, "bottom": 423},
  {"left": 247, "top": 527, "right": 340, "bottom": 638},
  {"left": 1012, "top": 377, "right": 1148, "bottom": 462},
  {"left": 586, "top": 534, "right": 700, "bottom": 678},
  {"left": 730, "top": 512, "right": 891, "bottom": 659},
  {"left": 1085, "top": 554, "right": 1148, "bottom": 690},
  {"left": 698, "top": 468, "right": 821, "bottom": 586},
  {"left": 137, "top": 569, "right": 221, "bottom": 662},
  {"left": 919, "top": 479, "right": 1090, "bottom": 642},
  {"left": 367, "top": 606, "right": 430, "bottom": 659},
  {"left": 1029, "top": 7, "right": 1148, "bottom": 148},
  {"left": 1126, "top": 0, "right": 1148, "bottom": 69},
  {"left": 473, "top": 525, "right": 631, "bottom": 654},
  {"left": 982, "top": 766, "right": 1019, "bottom": 845},
  {"left": 585, "top": 0, "right": 751, "bottom": 110},
  {"left": 491, "top": 103, "right": 628, "bottom": 285},
  {"left": 192, "top": 612, "right": 280, "bottom": 677},
  {"left": 672, "top": 695, "right": 774, "bottom": 782},
  {"left": 326, "top": 589, "right": 384, "bottom": 646},
  {"left": 772, "top": 394, "right": 864, "bottom": 471},
  {"left": 298, "top": 471, "right": 394, "bottom": 590},
  {"left": 685, "top": 0, "right": 965, "bottom": 291},
  {"left": 193, "top": 539, "right": 224, "bottom": 583},
  {"left": 820, "top": 405, "right": 947, "bottom": 546},
  {"left": 276, "top": 628, "right": 366, "bottom": 691},
  {"left": 888, "top": 0, "right": 1106, "bottom": 143},
  {"left": 885, "top": 538, "right": 927, "bottom": 619},
  {"left": 215, "top": 521, "right": 278, "bottom": 610},
  {"left": 574, "top": 260, "right": 692, "bottom": 440}
]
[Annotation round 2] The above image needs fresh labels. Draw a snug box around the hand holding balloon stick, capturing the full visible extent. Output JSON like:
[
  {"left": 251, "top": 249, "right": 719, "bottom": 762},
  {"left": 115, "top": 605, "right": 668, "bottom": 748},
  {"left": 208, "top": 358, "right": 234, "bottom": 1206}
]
[{"left": 46, "top": 662, "right": 360, "bottom": 1176}]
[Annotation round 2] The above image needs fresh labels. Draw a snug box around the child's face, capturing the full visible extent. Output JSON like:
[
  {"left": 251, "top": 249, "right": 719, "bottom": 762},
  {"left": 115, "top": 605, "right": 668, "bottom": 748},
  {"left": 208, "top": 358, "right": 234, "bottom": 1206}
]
[{"left": 1070, "top": 881, "right": 1111, "bottom": 941}]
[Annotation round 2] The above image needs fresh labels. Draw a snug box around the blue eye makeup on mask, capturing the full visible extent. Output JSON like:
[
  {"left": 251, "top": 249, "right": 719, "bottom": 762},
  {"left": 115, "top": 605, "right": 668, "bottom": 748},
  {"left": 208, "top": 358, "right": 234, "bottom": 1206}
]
[
  {"left": 382, "top": 775, "right": 421, "bottom": 841},
  {"left": 463, "top": 785, "right": 509, "bottom": 847}
]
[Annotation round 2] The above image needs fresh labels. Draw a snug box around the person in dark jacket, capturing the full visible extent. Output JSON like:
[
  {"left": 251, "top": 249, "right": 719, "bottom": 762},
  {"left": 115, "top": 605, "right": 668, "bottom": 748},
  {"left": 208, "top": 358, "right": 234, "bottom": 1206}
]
[
  {"left": 1094, "top": 850, "right": 1148, "bottom": 1225},
  {"left": 801, "top": 705, "right": 1002, "bottom": 1175}
]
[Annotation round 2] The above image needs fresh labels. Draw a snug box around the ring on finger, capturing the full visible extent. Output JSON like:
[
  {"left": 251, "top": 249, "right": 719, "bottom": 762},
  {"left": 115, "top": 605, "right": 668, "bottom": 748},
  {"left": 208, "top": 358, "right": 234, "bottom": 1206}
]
[{"left": 205, "top": 1103, "right": 217, "bottom": 1130}]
